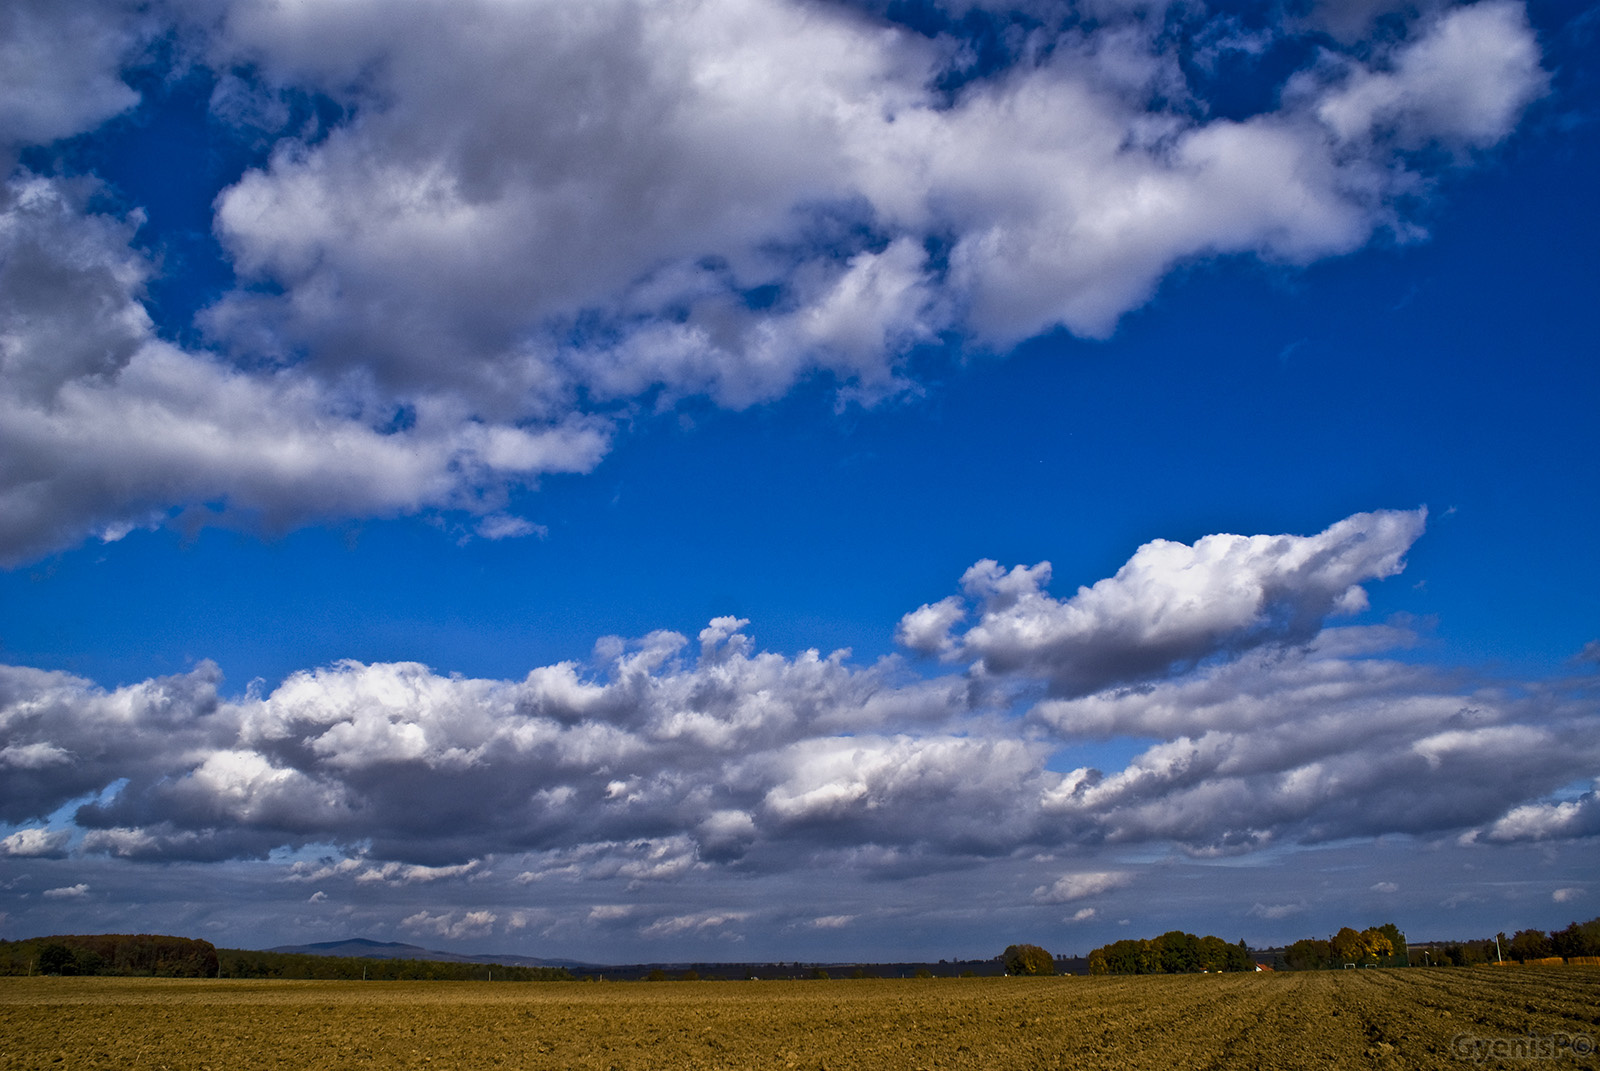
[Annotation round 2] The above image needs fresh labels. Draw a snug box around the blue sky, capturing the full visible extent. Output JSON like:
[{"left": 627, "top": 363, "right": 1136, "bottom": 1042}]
[{"left": 1, "top": 0, "right": 1596, "bottom": 962}]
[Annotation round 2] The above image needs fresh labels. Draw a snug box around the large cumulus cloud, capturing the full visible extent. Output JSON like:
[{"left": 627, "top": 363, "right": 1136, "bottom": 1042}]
[
  {"left": 0, "top": 0, "right": 150, "bottom": 161},
  {"left": 0, "top": 172, "right": 610, "bottom": 564},
  {"left": 1033, "top": 630, "right": 1600, "bottom": 853},
  {"left": 898, "top": 507, "right": 1426, "bottom": 696},
  {"left": 0, "top": 0, "right": 1551, "bottom": 560},
  {"left": 4, "top": 511, "right": 1594, "bottom": 893}
]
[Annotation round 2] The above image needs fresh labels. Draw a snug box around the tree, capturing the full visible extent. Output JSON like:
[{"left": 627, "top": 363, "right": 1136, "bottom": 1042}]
[
  {"left": 37, "top": 943, "right": 75, "bottom": 976},
  {"left": 1002, "top": 944, "right": 1055, "bottom": 976},
  {"left": 1550, "top": 921, "right": 1600, "bottom": 959},
  {"left": 1284, "top": 939, "right": 1331, "bottom": 970},
  {"left": 1330, "top": 927, "right": 1366, "bottom": 965},
  {"left": 1155, "top": 931, "right": 1199, "bottom": 973},
  {"left": 1374, "top": 923, "right": 1407, "bottom": 966},
  {"left": 1361, "top": 927, "right": 1394, "bottom": 962},
  {"left": 1096, "top": 939, "right": 1156, "bottom": 975},
  {"left": 1508, "top": 929, "right": 1552, "bottom": 963}
]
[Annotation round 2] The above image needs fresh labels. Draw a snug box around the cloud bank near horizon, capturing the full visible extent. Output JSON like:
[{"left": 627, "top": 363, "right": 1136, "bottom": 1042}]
[
  {"left": 4, "top": 509, "right": 1596, "bottom": 943},
  {"left": 0, "top": 0, "right": 1551, "bottom": 562}
]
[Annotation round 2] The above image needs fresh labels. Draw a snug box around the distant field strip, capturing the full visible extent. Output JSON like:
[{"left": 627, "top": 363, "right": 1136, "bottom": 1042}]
[{"left": 2, "top": 969, "right": 1597, "bottom": 1070}]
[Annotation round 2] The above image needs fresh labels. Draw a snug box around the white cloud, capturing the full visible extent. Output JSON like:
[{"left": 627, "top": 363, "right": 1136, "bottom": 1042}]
[
  {"left": 0, "top": 2, "right": 1552, "bottom": 559},
  {"left": 43, "top": 882, "right": 89, "bottom": 899},
  {"left": 0, "top": 827, "right": 70, "bottom": 857},
  {"left": 355, "top": 860, "right": 482, "bottom": 885},
  {"left": 474, "top": 514, "right": 546, "bottom": 541},
  {"left": 0, "top": 0, "right": 146, "bottom": 154},
  {"left": 910, "top": 508, "right": 1425, "bottom": 695},
  {"left": 3, "top": 509, "right": 1593, "bottom": 881},
  {"left": 895, "top": 597, "right": 967, "bottom": 657},
  {"left": 0, "top": 174, "right": 610, "bottom": 565},
  {"left": 401, "top": 909, "right": 497, "bottom": 940},
  {"left": 285, "top": 857, "right": 363, "bottom": 883},
  {"left": 0, "top": 743, "right": 72, "bottom": 769},
  {"left": 1553, "top": 888, "right": 1583, "bottom": 903},
  {"left": 641, "top": 910, "right": 749, "bottom": 939},
  {"left": 1032, "top": 870, "right": 1131, "bottom": 903},
  {"left": 810, "top": 915, "right": 856, "bottom": 929},
  {"left": 1310, "top": 1, "right": 1549, "bottom": 149},
  {"left": 1033, "top": 626, "right": 1600, "bottom": 852},
  {"left": 79, "top": 827, "right": 158, "bottom": 857},
  {"left": 1370, "top": 881, "right": 1399, "bottom": 893},
  {"left": 1249, "top": 901, "right": 1308, "bottom": 920},
  {"left": 1471, "top": 788, "right": 1600, "bottom": 844}
]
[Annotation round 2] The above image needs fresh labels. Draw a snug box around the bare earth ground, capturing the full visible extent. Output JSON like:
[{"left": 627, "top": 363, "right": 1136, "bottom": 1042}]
[{"left": 2, "top": 968, "right": 1596, "bottom": 1070}]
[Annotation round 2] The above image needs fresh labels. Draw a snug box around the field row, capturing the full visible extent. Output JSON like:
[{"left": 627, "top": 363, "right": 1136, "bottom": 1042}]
[{"left": 3, "top": 968, "right": 1598, "bottom": 1070}]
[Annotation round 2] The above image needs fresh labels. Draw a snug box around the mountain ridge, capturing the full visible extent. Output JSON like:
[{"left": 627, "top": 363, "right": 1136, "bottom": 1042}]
[{"left": 264, "top": 938, "right": 593, "bottom": 969}]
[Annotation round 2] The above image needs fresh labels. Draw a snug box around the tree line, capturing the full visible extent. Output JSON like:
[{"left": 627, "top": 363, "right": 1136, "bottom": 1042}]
[
  {"left": 217, "top": 948, "right": 575, "bottom": 980},
  {"left": 1413, "top": 916, "right": 1600, "bottom": 967},
  {"left": 1087, "top": 931, "right": 1254, "bottom": 975},
  {"left": 0, "top": 934, "right": 219, "bottom": 977},
  {"left": 1282, "top": 924, "right": 1407, "bottom": 969},
  {"left": 0, "top": 934, "right": 575, "bottom": 980}
]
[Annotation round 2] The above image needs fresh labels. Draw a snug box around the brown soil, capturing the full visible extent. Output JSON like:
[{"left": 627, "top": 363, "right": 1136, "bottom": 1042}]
[{"left": 1, "top": 967, "right": 1596, "bottom": 1070}]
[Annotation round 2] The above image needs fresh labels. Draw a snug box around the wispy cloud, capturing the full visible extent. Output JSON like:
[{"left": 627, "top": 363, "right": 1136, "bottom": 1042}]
[
  {"left": 1033, "top": 871, "right": 1132, "bottom": 904},
  {"left": 401, "top": 909, "right": 498, "bottom": 940}
]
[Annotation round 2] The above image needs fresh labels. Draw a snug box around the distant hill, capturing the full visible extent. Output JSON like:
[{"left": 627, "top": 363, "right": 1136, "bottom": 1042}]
[{"left": 265, "top": 938, "right": 592, "bottom": 969}]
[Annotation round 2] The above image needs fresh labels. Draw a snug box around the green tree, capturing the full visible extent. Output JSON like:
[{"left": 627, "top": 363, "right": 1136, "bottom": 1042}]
[
  {"left": 1283, "top": 938, "right": 1331, "bottom": 970},
  {"left": 1155, "top": 931, "right": 1199, "bottom": 973},
  {"left": 1549, "top": 920, "right": 1600, "bottom": 959},
  {"left": 1002, "top": 944, "right": 1055, "bottom": 976},
  {"left": 1195, "top": 935, "right": 1230, "bottom": 972},
  {"left": 1095, "top": 939, "right": 1157, "bottom": 975},
  {"left": 1374, "top": 923, "right": 1407, "bottom": 966},
  {"left": 1508, "top": 929, "right": 1552, "bottom": 962},
  {"left": 37, "top": 943, "right": 75, "bottom": 975}
]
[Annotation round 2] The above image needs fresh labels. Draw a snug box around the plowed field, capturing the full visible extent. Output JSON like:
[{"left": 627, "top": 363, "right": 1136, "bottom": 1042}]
[{"left": 3, "top": 968, "right": 1597, "bottom": 1070}]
